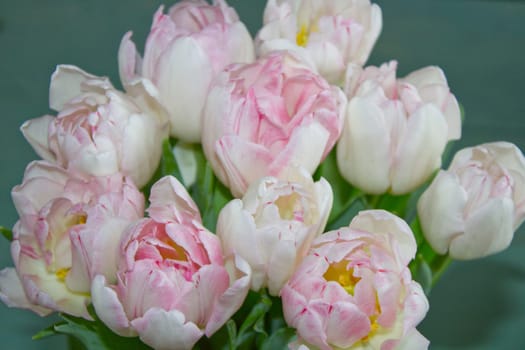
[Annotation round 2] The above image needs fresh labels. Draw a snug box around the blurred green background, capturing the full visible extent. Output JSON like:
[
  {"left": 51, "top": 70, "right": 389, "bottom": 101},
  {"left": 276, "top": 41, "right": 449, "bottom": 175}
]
[{"left": 0, "top": 0, "right": 524, "bottom": 349}]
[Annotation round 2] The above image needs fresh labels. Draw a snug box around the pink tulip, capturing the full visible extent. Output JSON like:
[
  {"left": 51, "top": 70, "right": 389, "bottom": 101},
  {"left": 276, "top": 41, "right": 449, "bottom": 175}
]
[
  {"left": 418, "top": 142, "right": 525, "bottom": 259},
  {"left": 217, "top": 167, "right": 333, "bottom": 295},
  {"left": 337, "top": 61, "right": 461, "bottom": 194},
  {"left": 256, "top": 0, "right": 382, "bottom": 84},
  {"left": 281, "top": 210, "right": 429, "bottom": 350},
  {"left": 202, "top": 51, "right": 346, "bottom": 197},
  {"left": 92, "top": 176, "right": 251, "bottom": 349},
  {"left": 119, "top": 0, "right": 255, "bottom": 142},
  {"left": 0, "top": 161, "right": 144, "bottom": 318},
  {"left": 21, "top": 65, "right": 168, "bottom": 188}
]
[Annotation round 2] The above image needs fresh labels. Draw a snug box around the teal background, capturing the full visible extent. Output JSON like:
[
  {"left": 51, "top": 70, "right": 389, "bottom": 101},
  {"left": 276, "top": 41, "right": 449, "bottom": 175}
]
[{"left": 0, "top": 0, "right": 524, "bottom": 349}]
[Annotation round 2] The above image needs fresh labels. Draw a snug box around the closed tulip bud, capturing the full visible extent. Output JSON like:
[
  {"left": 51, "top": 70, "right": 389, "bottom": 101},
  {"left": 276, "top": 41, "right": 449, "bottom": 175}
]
[
  {"left": 337, "top": 61, "right": 461, "bottom": 194},
  {"left": 119, "top": 0, "right": 255, "bottom": 142},
  {"left": 418, "top": 142, "right": 525, "bottom": 259}
]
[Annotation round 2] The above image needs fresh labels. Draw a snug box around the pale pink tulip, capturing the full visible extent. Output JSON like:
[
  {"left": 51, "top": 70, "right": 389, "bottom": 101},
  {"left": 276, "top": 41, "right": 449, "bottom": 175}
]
[
  {"left": 202, "top": 51, "right": 346, "bottom": 197},
  {"left": 217, "top": 167, "right": 332, "bottom": 295},
  {"left": 0, "top": 161, "right": 144, "bottom": 318},
  {"left": 92, "top": 176, "right": 251, "bottom": 349},
  {"left": 337, "top": 61, "right": 461, "bottom": 194},
  {"left": 256, "top": 0, "right": 382, "bottom": 84},
  {"left": 21, "top": 65, "right": 168, "bottom": 188},
  {"left": 281, "top": 210, "right": 429, "bottom": 350},
  {"left": 418, "top": 142, "right": 525, "bottom": 259},
  {"left": 119, "top": 0, "right": 255, "bottom": 142}
]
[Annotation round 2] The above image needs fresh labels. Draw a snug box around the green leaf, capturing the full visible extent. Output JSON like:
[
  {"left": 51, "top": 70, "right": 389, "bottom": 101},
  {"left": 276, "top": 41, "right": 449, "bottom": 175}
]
[
  {"left": 34, "top": 311, "right": 152, "bottom": 350},
  {"left": 260, "top": 327, "right": 296, "bottom": 350},
  {"left": 238, "top": 292, "right": 272, "bottom": 335},
  {"left": 160, "top": 138, "right": 183, "bottom": 181},
  {"left": 61, "top": 313, "right": 152, "bottom": 350},
  {"left": 53, "top": 320, "right": 106, "bottom": 349},
  {"left": 226, "top": 320, "right": 237, "bottom": 350},
  {"left": 253, "top": 315, "right": 267, "bottom": 337},
  {"left": 190, "top": 146, "right": 219, "bottom": 231},
  {"left": 0, "top": 226, "right": 13, "bottom": 241},
  {"left": 32, "top": 324, "right": 62, "bottom": 340}
]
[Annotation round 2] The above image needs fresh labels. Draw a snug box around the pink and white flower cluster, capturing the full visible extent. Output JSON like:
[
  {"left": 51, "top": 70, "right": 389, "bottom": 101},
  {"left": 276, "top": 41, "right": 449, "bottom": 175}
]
[{"left": 2, "top": 0, "right": 524, "bottom": 349}]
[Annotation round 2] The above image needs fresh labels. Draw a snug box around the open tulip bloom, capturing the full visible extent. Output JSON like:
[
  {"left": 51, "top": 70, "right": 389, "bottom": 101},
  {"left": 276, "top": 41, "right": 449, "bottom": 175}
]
[{"left": 1, "top": 1, "right": 524, "bottom": 349}]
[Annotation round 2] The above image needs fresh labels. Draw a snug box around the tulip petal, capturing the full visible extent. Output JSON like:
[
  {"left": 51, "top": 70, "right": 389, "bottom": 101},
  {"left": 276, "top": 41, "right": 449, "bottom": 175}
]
[
  {"left": 450, "top": 197, "right": 514, "bottom": 259},
  {"left": 49, "top": 65, "right": 107, "bottom": 111},
  {"left": 393, "top": 328, "right": 429, "bottom": 350},
  {"left": 350, "top": 210, "right": 417, "bottom": 266},
  {"left": 120, "top": 113, "right": 164, "bottom": 187},
  {"left": 215, "top": 136, "right": 273, "bottom": 197},
  {"left": 91, "top": 275, "right": 135, "bottom": 337},
  {"left": 173, "top": 143, "right": 198, "bottom": 188},
  {"left": 337, "top": 97, "right": 391, "bottom": 194},
  {"left": 273, "top": 121, "right": 330, "bottom": 176},
  {"left": 118, "top": 31, "right": 142, "bottom": 86},
  {"left": 325, "top": 301, "right": 370, "bottom": 348},
  {"left": 267, "top": 238, "right": 297, "bottom": 296},
  {"left": 402, "top": 281, "right": 429, "bottom": 332},
  {"left": 391, "top": 104, "right": 448, "bottom": 194},
  {"left": 0, "top": 267, "right": 51, "bottom": 316},
  {"left": 417, "top": 171, "right": 467, "bottom": 254},
  {"left": 156, "top": 37, "right": 213, "bottom": 142},
  {"left": 148, "top": 176, "right": 202, "bottom": 225},
  {"left": 20, "top": 115, "right": 56, "bottom": 162},
  {"left": 131, "top": 308, "right": 203, "bottom": 350},
  {"left": 205, "top": 255, "right": 251, "bottom": 336},
  {"left": 11, "top": 161, "right": 70, "bottom": 217}
]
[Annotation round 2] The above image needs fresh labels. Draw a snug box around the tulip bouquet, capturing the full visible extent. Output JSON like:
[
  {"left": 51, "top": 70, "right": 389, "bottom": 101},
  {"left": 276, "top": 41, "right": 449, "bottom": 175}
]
[{"left": 1, "top": 1, "right": 524, "bottom": 349}]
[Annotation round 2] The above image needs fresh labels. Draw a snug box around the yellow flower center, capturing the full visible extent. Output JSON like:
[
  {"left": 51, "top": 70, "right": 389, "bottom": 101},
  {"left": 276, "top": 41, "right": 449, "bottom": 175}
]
[
  {"left": 296, "top": 25, "right": 309, "bottom": 47},
  {"left": 275, "top": 192, "right": 302, "bottom": 221},
  {"left": 77, "top": 215, "right": 87, "bottom": 225},
  {"left": 296, "top": 23, "right": 319, "bottom": 47},
  {"left": 323, "top": 260, "right": 361, "bottom": 295},
  {"left": 55, "top": 267, "right": 71, "bottom": 282}
]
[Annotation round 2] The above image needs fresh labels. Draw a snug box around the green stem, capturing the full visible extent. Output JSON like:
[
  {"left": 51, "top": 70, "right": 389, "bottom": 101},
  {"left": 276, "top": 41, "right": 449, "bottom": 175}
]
[
  {"left": 365, "top": 194, "right": 381, "bottom": 209},
  {"left": 431, "top": 254, "right": 453, "bottom": 287}
]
